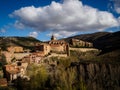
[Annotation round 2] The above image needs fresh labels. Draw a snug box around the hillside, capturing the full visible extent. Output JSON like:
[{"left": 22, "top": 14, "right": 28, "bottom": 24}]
[
  {"left": 0, "top": 37, "right": 42, "bottom": 51},
  {"left": 0, "top": 31, "right": 120, "bottom": 53},
  {"left": 63, "top": 32, "right": 110, "bottom": 42},
  {"left": 63, "top": 31, "right": 120, "bottom": 53}
]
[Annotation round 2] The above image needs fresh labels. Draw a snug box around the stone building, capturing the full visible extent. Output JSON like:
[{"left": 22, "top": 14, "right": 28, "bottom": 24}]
[
  {"left": 49, "top": 35, "right": 69, "bottom": 55},
  {"left": 35, "top": 43, "right": 50, "bottom": 55},
  {"left": 3, "top": 64, "right": 25, "bottom": 81},
  {"left": 22, "top": 53, "right": 44, "bottom": 64},
  {"left": 49, "top": 40, "right": 67, "bottom": 52},
  {"left": 29, "top": 53, "right": 43, "bottom": 64},
  {"left": 7, "top": 46, "right": 24, "bottom": 53},
  {"left": 2, "top": 51, "right": 14, "bottom": 63},
  {"left": 71, "top": 38, "right": 93, "bottom": 48},
  {"left": 0, "top": 78, "right": 7, "bottom": 87},
  {"left": 35, "top": 35, "right": 70, "bottom": 56},
  {"left": 51, "top": 34, "right": 57, "bottom": 40}
]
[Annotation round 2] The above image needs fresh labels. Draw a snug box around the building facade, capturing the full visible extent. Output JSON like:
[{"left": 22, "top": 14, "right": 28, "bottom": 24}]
[
  {"left": 35, "top": 35, "right": 70, "bottom": 56},
  {"left": 35, "top": 43, "right": 50, "bottom": 55},
  {"left": 71, "top": 38, "right": 93, "bottom": 48},
  {"left": 3, "top": 64, "right": 26, "bottom": 81},
  {"left": 7, "top": 46, "right": 24, "bottom": 53}
]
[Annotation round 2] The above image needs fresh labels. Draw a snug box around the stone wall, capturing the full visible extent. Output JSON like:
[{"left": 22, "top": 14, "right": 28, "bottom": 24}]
[
  {"left": 50, "top": 45, "right": 65, "bottom": 52},
  {"left": 71, "top": 39, "right": 93, "bottom": 47}
]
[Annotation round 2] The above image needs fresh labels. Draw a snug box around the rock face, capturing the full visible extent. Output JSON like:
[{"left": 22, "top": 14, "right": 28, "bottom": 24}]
[{"left": 71, "top": 62, "right": 120, "bottom": 90}]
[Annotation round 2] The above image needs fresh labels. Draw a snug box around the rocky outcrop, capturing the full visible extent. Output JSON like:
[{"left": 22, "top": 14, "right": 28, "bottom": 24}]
[{"left": 71, "top": 62, "right": 120, "bottom": 90}]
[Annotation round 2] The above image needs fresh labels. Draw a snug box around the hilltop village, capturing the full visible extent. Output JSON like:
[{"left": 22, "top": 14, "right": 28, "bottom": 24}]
[{"left": 0, "top": 35, "right": 95, "bottom": 87}]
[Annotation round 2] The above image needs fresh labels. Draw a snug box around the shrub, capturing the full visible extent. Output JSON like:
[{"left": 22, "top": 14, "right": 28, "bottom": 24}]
[{"left": 29, "top": 66, "right": 48, "bottom": 90}]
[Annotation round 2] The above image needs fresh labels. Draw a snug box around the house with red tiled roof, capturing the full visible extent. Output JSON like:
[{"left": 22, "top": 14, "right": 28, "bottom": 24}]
[
  {"left": 0, "top": 78, "right": 7, "bottom": 87},
  {"left": 22, "top": 53, "right": 43, "bottom": 64},
  {"left": 29, "top": 53, "right": 43, "bottom": 64},
  {"left": 3, "top": 64, "right": 25, "bottom": 81}
]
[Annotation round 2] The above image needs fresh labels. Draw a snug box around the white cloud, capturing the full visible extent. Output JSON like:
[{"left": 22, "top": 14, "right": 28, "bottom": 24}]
[
  {"left": 29, "top": 31, "right": 38, "bottom": 38},
  {"left": 118, "top": 16, "right": 120, "bottom": 21},
  {"left": 14, "top": 21, "right": 25, "bottom": 29},
  {"left": 47, "top": 31, "right": 78, "bottom": 38},
  {"left": 11, "top": 0, "right": 118, "bottom": 37},
  {"left": 118, "top": 16, "right": 120, "bottom": 25},
  {"left": 113, "top": 0, "right": 120, "bottom": 14}
]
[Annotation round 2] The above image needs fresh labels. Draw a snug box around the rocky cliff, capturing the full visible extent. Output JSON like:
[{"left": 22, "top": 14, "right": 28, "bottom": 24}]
[{"left": 70, "top": 62, "right": 120, "bottom": 90}]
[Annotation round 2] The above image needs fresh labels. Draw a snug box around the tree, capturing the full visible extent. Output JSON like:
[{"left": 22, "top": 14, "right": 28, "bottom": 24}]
[
  {"left": 0, "top": 54, "right": 7, "bottom": 66},
  {"left": 29, "top": 66, "right": 48, "bottom": 90}
]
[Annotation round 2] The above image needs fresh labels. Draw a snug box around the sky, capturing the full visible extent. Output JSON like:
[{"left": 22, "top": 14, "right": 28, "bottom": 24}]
[{"left": 0, "top": 0, "right": 120, "bottom": 41}]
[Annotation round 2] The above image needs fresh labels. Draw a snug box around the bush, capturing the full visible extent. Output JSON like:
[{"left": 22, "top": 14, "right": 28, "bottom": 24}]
[{"left": 29, "top": 66, "right": 48, "bottom": 90}]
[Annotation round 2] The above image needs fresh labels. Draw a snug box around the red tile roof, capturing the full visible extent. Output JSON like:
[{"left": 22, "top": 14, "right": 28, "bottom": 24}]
[
  {"left": 4, "top": 65, "right": 20, "bottom": 74},
  {"left": 0, "top": 78, "right": 7, "bottom": 86}
]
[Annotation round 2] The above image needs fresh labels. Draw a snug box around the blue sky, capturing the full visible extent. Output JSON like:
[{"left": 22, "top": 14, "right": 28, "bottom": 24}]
[{"left": 0, "top": 0, "right": 120, "bottom": 41}]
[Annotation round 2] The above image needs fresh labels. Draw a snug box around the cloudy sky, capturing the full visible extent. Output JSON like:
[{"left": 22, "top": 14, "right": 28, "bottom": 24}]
[{"left": 0, "top": 0, "right": 120, "bottom": 41}]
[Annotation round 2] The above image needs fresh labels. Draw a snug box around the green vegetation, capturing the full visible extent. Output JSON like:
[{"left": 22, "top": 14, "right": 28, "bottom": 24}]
[
  {"left": 29, "top": 66, "right": 48, "bottom": 90},
  {"left": 0, "top": 37, "right": 41, "bottom": 51},
  {"left": 0, "top": 31, "right": 120, "bottom": 90},
  {"left": 0, "top": 87, "right": 16, "bottom": 90},
  {"left": 70, "top": 50, "right": 120, "bottom": 62},
  {"left": 13, "top": 64, "right": 48, "bottom": 90},
  {"left": 0, "top": 63, "right": 2, "bottom": 70},
  {"left": 1, "top": 49, "right": 120, "bottom": 90},
  {"left": 11, "top": 56, "right": 88, "bottom": 90},
  {"left": 0, "top": 54, "right": 7, "bottom": 65}
]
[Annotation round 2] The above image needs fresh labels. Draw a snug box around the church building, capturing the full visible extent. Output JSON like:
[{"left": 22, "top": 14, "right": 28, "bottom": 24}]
[{"left": 35, "top": 35, "right": 70, "bottom": 56}]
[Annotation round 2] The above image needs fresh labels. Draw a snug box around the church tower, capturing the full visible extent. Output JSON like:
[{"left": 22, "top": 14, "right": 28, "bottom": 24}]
[{"left": 51, "top": 34, "right": 56, "bottom": 40}]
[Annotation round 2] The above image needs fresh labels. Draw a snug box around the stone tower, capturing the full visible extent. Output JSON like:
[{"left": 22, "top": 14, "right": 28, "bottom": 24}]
[{"left": 51, "top": 34, "right": 56, "bottom": 40}]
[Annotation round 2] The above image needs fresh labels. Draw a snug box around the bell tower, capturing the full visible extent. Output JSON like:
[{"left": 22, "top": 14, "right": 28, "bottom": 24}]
[{"left": 51, "top": 34, "right": 56, "bottom": 40}]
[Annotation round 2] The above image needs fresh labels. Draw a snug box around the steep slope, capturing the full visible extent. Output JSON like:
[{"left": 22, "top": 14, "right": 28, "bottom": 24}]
[
  {"left": 70, "top": 61, "right": 120, "bottom": 90},
  {"left": 93, "top": 31, "right": 120, "bottom": 53}
]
